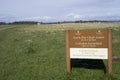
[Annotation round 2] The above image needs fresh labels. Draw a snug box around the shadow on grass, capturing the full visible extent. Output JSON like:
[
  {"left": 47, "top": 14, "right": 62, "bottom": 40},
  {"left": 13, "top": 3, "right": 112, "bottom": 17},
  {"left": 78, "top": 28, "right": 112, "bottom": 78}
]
[{"left": 71, "top": 59, "right": 106, "bottom": 73}]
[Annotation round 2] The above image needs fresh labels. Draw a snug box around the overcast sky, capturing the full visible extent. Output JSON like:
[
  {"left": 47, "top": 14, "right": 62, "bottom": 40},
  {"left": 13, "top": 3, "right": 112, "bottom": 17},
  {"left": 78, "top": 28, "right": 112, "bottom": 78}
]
[{"left": 0, "top": 0, "right": 120, "bottom": 22}]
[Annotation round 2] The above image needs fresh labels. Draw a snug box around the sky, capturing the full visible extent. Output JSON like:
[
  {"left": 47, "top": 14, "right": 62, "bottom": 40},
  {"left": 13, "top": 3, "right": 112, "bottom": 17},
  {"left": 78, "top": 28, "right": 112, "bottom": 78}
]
[{"left": 0, "top": 0, "right": 120, "bottom": 22}]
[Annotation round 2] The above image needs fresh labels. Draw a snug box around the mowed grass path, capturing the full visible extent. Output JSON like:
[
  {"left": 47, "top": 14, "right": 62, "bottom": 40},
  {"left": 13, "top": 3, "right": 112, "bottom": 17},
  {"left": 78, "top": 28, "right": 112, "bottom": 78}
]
[{"left": 0, "top": 22, "right": 120, "bottom": 80}]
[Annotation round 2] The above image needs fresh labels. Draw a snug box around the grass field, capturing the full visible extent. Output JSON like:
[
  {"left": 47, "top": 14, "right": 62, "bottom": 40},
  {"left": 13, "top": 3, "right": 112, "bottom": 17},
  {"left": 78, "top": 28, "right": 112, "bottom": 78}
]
[{"left": 0, "top": 22, "right": 120, "bottom": 80}]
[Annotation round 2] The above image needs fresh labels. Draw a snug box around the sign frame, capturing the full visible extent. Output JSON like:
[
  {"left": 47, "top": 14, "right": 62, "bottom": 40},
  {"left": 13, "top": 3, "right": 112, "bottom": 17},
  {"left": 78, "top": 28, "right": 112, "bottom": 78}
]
[{"left": 66, "top": 29, "right": 112, "bottom": 75}]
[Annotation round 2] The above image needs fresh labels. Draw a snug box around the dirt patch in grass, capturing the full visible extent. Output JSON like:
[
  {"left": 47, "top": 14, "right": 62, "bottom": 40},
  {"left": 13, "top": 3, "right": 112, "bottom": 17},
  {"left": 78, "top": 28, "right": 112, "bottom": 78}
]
[{"left": 113, "top": 56, "right": 120, "bottom": 63}]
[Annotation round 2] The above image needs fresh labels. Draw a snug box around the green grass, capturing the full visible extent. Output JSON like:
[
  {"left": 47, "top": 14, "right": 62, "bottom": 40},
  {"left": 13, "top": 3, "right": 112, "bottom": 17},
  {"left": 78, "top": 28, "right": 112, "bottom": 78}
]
[{"left": 0, "top": 22, "right": 120, "bottom": 80}]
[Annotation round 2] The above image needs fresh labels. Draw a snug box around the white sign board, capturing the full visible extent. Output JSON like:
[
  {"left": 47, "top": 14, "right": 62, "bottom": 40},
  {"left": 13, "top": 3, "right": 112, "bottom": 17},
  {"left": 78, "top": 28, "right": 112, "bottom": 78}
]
[{"left": 70, "top": 48, "right": 108, "bottom": 59}]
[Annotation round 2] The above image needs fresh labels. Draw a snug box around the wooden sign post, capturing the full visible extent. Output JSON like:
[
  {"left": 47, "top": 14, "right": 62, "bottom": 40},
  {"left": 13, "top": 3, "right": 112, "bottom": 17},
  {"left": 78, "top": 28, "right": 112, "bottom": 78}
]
[
  {"left": 66, "top": 29, "right": 112, "bottom": 75},
  {"left": 108, "top": 29, "right": 112, "bottom": 75}
]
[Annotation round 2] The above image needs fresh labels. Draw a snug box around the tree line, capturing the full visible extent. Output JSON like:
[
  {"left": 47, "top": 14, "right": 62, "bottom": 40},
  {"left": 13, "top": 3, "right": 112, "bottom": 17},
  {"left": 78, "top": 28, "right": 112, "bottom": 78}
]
[{"left": 0, "top": 20, "right": 119, "bottom": 25}]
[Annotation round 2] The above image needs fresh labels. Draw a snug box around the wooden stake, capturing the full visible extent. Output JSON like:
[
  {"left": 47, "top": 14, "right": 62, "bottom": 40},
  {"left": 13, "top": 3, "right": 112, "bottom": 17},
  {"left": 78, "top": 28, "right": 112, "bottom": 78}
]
[
  {"left": 66, "top": 30, "right": 71, "bottom": 72},
  {"left": 108, "top": 29, "right": 112, "bottom": 75}
]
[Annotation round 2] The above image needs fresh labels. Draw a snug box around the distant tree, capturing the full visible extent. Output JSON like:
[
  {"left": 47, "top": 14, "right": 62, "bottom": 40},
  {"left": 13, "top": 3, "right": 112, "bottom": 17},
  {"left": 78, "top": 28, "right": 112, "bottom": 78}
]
[
  {"left": 11, "top": 21, "right": 37, "bottom": 24},
  {"left": 0, "top": 22, "right": 6, "bottom": 25},
  {"left": 75, "top": 21, "right": 80, "bottom": 23}
]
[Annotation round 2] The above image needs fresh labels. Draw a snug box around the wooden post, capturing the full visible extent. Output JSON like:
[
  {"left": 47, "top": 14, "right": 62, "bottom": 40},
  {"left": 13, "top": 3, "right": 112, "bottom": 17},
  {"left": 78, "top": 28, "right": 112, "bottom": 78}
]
[
  {"left": 66, "top": 30, "right": 71, "bottom": 72},
  {"left": 108, "top": 29, "right": 112, "bottom": 75}
]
